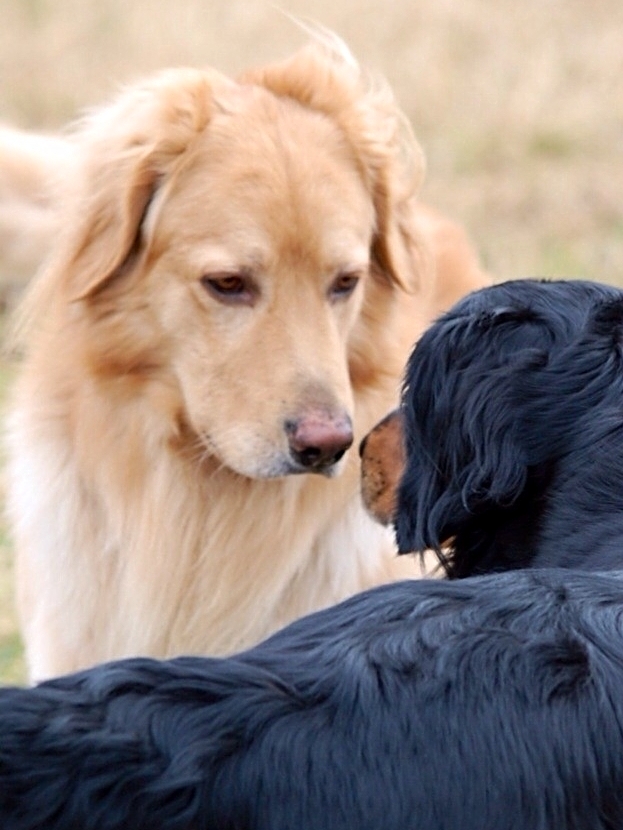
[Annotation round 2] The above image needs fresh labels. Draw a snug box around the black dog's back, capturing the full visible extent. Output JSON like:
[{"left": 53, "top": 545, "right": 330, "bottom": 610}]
[
  {"left": 396, "top": 278, "right": 623, "bottom": 576},
  {"left": 2, "top": 569, "right": 623, "bottom": 830}
]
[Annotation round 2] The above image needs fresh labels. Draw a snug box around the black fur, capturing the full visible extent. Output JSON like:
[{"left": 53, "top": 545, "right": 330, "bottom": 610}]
[
  {"left": 2, "top": 569, "right": 623, "bottom": 829},
  {"left": 4, "top": 278, "right": 623, "bottom": 829},
  {"left": 396, "top": 278, "right": 623, "bottom": 576}
]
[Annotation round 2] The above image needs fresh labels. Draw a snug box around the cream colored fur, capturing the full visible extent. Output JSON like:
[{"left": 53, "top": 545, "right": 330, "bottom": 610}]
[{"left": 5, "top": 42, "right": 489, "bottom": 681}]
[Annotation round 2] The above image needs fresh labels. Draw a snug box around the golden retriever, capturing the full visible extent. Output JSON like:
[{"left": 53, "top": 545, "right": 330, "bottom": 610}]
[{"left": 5, "top": 39, "right": 489, "bottom": 681}]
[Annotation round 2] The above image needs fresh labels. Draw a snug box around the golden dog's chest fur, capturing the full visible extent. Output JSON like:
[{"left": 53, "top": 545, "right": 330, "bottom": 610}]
[{"left": 6, "top": 41, "right": 489, "bottom": 681}]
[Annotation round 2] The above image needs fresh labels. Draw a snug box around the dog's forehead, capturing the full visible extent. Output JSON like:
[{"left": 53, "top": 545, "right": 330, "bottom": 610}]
[
  {"left": 150, "top": 100, "right": 375, "bottom": 269},
  {"left": 199, "top": 103, "right": 372, "bottom": 211}
]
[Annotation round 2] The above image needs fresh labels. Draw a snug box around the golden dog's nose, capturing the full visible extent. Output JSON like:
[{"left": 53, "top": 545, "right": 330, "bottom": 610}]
[{"left": 286, "top": 412, "right": 353, "bottom": 472}]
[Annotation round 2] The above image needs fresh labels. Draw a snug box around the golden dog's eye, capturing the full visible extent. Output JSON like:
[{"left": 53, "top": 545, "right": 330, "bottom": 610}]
[
  {"left": 200, "top": 273, "right": 257, "bottom": 306},
  {"left": 329, "top": 272, "right": 360, "bottom": 301}
]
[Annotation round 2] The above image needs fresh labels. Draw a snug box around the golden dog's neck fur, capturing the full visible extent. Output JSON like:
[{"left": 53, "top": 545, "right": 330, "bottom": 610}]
[
  {"left": 9, "top": 310, "right": 414, "bottom": 676},
  {"left": 6, "top": 41, "right": 488, "bottom": 681}
]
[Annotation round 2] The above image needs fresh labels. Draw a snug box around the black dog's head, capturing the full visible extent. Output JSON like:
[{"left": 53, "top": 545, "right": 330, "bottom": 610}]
[{"left": 395, "top": 278, "right": 623, "bottom": 576}]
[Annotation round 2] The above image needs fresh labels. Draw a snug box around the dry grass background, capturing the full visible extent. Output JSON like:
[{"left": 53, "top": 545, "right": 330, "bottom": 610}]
[{"left": 0, "top": 0, "right": 622, "bottom": 683}]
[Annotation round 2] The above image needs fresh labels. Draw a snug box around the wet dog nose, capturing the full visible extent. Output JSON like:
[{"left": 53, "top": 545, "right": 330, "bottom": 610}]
[{"left": 286, "top": 412, "right": 354, "bottom": 472}]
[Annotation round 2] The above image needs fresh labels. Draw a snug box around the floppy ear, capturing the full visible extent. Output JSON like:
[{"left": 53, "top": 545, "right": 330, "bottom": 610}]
[
  {"left": 371, "top": 191, "right": 430, "bottom": 294},
  {"left": 352, "top": 90, "right": 427, "bottom": 295},
  {"left": 56, "top": 68, "right": 218, "bottom": 302},
  {"left": 67, "top": 154, "right": 158, "bottom": 301},
  {"left": 394, "top": 307, "right": 554, "bottom": 555}
]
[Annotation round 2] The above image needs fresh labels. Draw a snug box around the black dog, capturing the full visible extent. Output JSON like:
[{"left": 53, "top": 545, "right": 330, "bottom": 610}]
[
  {"left": 3, "top": 279, "right": 623, "bottom": 830},
  {"left": 396, "top": 278, "right": 623, "bottom": 576},
  {"left": 2, "top": 568, "right": 623, "bottom": 830}
]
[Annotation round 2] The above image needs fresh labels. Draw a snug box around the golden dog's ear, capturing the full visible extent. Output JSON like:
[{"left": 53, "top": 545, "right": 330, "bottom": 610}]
[
  {"left": 364, "top": 99, "right": 428, "bottom": 295},
  {"left": 371, "top": 197, "right": 431, "bottom": 295},
  {"left": 60, "top": 69, "right": 219, "bottom": 302},
  {"left": 68, "top": 155, "right": 158, "bottom": 301}
]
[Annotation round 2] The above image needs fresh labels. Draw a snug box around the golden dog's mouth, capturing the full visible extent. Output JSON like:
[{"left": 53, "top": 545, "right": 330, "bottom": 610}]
[{"left": 189, "top": 409, "right": 354, "bottom": 480}]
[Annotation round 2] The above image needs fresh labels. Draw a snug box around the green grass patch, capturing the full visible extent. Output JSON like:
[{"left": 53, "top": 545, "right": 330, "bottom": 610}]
[
  {"left": 0, "top": 355, "right": 25, "bottom": 685},
  {"left": 0, "top": 633, "right": 26, "bottom": 685},
  {"left": 539, "top": 240, "right": 591, "bottom": 278},
  {"left": 527, "top": 131, "right": 577, "bottom": 160}
]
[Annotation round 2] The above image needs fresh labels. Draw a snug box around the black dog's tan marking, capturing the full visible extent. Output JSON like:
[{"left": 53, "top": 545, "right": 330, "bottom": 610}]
[{"left": 359, "top": 409, "right": 405, "bottom": 525}]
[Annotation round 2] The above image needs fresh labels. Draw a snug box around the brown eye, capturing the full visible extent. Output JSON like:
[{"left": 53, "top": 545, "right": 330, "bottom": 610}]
[
  {"left": 200, "top": 273, "right": 257, "bottom": 306},
  {"left": 329, "top": 272, "right": 360, "bottom": 301}
]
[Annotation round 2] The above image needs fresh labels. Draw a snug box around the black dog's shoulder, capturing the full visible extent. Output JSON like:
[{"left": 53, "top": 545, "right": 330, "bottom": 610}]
[{"left": 2, "top": 569, "right": 623, "bottom": 830}]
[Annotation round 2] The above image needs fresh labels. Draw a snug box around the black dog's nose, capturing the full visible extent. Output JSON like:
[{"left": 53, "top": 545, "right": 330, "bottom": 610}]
[
  {"left": 358, "top": 433, "right": 369, "bottom": 458},
  {"left": 286, "top": 412, "right": 353, "bottom": 471}
]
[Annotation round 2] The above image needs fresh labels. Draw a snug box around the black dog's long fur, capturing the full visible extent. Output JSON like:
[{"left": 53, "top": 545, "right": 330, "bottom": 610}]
[
  {"left": 3, "top": 279, "right": 623, "bottom": 830},
  {"left": 396, "top": 278, "right": 623, "bottom": 575},
  {"left": 2, "top": 569, "right": 623, "bottom": 830}
]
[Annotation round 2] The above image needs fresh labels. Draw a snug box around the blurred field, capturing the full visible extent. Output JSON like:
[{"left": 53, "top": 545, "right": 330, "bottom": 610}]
[
  {"left": 0, "top": 355, "right": 23, "bottom": 683},
  {"left": 0, "top": 0, "right": 622, "bottom": 683}
]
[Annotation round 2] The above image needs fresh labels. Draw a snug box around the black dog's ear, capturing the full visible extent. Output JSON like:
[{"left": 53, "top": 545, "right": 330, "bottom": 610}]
[{"left": 394, "top": 306, "right": 552, "bottom": 556}]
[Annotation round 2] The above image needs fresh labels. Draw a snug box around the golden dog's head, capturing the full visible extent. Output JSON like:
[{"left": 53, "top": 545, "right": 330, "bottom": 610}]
[{"left": 30, "top": 41, "right": 425, "bottom": 479}]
